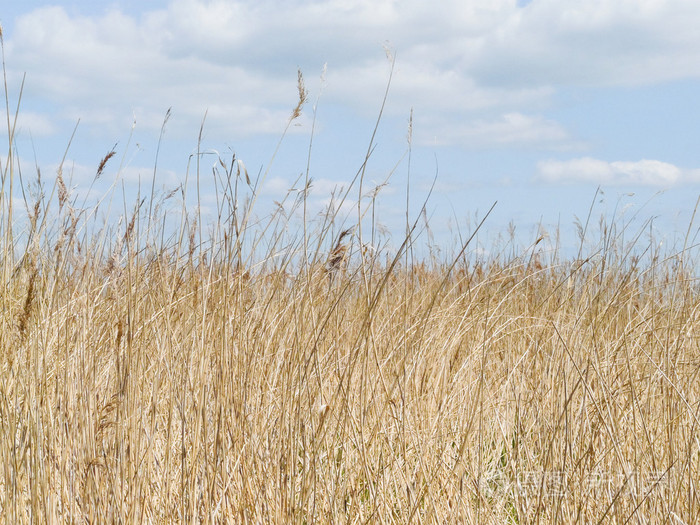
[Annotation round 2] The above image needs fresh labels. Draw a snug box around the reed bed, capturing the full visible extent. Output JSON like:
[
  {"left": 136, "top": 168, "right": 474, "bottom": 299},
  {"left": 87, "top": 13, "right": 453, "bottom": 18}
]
[{"left": 1, "top": 47, "right": 699, "bottom": 524}]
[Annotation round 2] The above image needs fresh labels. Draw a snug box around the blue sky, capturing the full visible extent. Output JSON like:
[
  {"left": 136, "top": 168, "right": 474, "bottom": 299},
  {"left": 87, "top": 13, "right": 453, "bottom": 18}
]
[{"left": 3, "top": 0, "right": 700, "bottom": 259}]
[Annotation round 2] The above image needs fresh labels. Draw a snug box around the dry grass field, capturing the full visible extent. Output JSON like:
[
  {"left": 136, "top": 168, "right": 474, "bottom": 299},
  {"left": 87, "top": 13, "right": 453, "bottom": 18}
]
[{"left": 1, "top": 48, "right": 699, "bottom": 523}]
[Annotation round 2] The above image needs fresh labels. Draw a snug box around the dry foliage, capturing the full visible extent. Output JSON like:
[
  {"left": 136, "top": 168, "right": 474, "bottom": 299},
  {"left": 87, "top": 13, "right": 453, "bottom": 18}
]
[
  {"left": 2, "top": 176, "right": 699, "bottom": 524},
  {"left": 0, "top": 52, "right": 699, "bottom": 524}
]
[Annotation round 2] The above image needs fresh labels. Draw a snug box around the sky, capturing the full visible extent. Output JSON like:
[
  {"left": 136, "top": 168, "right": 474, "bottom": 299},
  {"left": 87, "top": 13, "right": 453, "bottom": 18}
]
[{"left": 3, "top": 0, "right": 700, "bottom": 260}]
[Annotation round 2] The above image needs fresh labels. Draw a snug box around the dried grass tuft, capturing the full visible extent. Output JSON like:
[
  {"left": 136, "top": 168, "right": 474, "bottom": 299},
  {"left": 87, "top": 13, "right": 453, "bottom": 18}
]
[{"left": 95, "top": 148, "right": 116, "bottom": 179}]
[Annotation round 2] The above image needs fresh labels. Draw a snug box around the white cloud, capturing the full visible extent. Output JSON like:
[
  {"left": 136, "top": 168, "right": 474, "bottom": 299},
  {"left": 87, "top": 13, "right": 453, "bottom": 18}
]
[
  {"left": 537, "top": 157, "right": 700, "bottom": 186},
  {"left": 418, "top": 112, "right": 573, "bottom": 148},
  {"left": 465, "top": 0, "right": 700, "bottom": 88},
  {"left": 308, "top": 178, "right": 348, "bottom": 197},
  {"left": 260, "top": 176, "right": 295, "bottom": 196},
  {"left": 2, "top": 111, "right": 56, "bottom": 138},
  {"left": 5, "top": 4, "right": 302, "bottom": 139},
  {"left": 6, "top": 0, "right": 700, "bottom": 148}
]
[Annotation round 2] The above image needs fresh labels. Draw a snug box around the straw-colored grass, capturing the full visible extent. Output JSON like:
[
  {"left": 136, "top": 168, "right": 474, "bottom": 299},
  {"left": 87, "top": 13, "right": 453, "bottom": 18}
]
[{"left": 1, "top": 43, "right": 699, "bottom": 524}]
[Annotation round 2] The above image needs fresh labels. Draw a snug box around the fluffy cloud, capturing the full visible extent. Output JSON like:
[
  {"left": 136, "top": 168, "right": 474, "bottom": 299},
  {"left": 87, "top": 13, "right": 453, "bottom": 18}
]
[
  {"left": 418, "top": 112, "right": 572, "bottom": 148},
  {"left": 5, "top": 0, "right": 700, "bottom": 146},
  {"left": 5, "top": 4, "right": 301, "bottom": 139},
  {"left": 537, "top": 157, "right": 700, "bottom": 185},
  {"left": 465, "top": 0, "right": 700, "bottom": 88},
  {"left": 7, "top": 111, "right": 56, "bottom": 137}
]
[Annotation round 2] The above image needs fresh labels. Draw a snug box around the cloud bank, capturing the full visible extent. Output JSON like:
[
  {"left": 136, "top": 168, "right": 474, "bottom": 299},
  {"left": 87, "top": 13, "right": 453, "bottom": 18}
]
[
  {"left": 537, "top": 157, "right": 700, "bottom": 186},
  {"left": 5, "top": 0, "right": 700, "bottom": 147}
]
